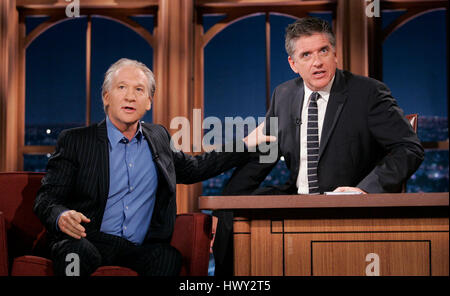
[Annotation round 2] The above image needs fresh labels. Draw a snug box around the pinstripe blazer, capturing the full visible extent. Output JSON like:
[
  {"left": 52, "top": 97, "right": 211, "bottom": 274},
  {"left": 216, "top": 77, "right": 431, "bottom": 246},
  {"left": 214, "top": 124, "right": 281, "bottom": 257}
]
[{"left": 34, "top": 119, "right": 248, "bottom": 243}]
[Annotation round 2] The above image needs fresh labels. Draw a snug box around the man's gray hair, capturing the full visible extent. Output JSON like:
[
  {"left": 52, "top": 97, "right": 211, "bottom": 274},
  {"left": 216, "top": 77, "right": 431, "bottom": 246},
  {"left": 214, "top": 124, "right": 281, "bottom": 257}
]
[
  {"left": 102, "top": 58, "right": 156, "bottom": 101},
  {"left": 285, "top": 17, "right": 336, "bottom": 57}
]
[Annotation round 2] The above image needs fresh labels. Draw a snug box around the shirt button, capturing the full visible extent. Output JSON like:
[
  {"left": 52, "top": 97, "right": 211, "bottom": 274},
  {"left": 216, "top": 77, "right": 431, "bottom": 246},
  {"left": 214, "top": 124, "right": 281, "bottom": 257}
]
[
  {"left": 123, "top": 226, "right": 127, "bottom": 230},
  {"left": 130, "top": 186, "right": 133, "bottom": 191},
  {"left": 129, "top": 163, "right": 133, "bottom": 167},
  {"left": 125, "top": 206, "right": 129, "bottom": 210}
]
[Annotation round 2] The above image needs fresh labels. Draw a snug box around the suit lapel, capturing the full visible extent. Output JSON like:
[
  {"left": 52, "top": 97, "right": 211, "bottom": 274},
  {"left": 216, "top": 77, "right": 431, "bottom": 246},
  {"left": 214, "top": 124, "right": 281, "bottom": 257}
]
[
  {"left": 319, "top": 70, "right": 348, "bottom": 161},
  {"left": 96, "top": 120, "right": 110, "bottom": 204},
  {"left": 141, "top": 123, "right": 174, "bottom": 192},
  {"left": 291, "top": 78, "right": 305, "bottom": 168}
]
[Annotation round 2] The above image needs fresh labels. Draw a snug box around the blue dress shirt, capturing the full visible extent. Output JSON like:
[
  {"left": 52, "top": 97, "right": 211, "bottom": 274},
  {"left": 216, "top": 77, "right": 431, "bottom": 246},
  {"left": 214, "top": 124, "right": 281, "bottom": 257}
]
[{"left": 100, "top": 116, "right": 159, "bottom": 245}]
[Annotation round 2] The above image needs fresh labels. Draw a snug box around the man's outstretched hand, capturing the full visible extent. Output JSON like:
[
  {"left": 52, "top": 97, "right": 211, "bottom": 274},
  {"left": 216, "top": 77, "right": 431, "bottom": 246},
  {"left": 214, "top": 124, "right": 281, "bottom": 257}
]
[{"left": 243, "top": 121, "right": 277, "bottom": 149}]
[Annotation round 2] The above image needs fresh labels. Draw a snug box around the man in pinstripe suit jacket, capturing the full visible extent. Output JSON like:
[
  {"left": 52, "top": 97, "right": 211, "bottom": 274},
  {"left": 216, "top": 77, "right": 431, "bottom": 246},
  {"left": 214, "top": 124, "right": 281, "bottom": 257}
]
[{"left": 33, "top": 58, "right": 274, "bottom": 276}]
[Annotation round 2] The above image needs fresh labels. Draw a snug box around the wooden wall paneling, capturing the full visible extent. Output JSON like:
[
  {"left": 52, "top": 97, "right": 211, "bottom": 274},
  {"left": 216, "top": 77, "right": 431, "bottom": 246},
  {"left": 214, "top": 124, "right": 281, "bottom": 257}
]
[
  {"left": 153, "top": 1, "right": 168, "bottom": 126},
  {"left": 0, "top": 0, "right": 16, "bottom": 171},
  {"left": 155, "top": 0, "right": 199, "bottom": 214},
  {"left": 177, "top": 0, "right": 202, "bottom": 214},
  {"left": 265, "top": 12, "right": 271, "bottom": 110},
  {"left": 336, "top": 0, "right": 369, "bottom": 76},
  {"left": 0, "top": 0, "right": 24, "bottom": 172},
  {"left": 0, "top": 0, "right": 4, "bottom": 171},
  {"left": 16, "top": 13, "right": 26, "bottom": 170},
  {"left": 335, "top": 0, "right": 349, "bottom": 71},
  {"left": 85, "top": 16, "right": 92, "bottom": 126}
]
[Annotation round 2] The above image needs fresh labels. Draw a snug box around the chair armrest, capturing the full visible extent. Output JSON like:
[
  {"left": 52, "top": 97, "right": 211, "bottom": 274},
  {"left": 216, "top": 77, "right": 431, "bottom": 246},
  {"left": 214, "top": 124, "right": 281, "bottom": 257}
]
[
  {"left": 170, "top": 213, "right": 212, "bottom": 276},
  {"left": 0, "top": 211, "right": 9, "bottom": 275}
]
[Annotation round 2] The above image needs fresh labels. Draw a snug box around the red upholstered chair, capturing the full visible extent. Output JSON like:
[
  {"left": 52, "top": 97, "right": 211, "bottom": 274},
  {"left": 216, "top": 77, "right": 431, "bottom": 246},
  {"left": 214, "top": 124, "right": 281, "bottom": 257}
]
[
  {"left": 406, "top": 114, "right": 418, "bottom": 133},
  {"left": 0, "top": 212, "right": 8, "bottom": 276},
  {"left": 0, "top": 172, "right": 212, "bottom": 276}
]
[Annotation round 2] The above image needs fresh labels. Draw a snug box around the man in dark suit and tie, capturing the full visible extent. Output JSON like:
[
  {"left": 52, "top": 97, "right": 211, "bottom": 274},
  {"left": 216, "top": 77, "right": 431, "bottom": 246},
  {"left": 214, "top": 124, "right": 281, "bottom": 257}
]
[
  {"left": 212, "top": 17, "right": 424, "bottom": 275},
  {"left": 33, "top": 58, "right": 274, "bottom": 276}
]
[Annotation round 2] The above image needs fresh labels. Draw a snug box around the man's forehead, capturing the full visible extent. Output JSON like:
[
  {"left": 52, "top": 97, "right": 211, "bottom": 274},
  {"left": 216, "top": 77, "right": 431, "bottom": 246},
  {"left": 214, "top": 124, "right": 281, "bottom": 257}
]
[
  {"left": 112, "top": 66, "right": 147, "bottom": 83},
  {"left": 295, "top": 33, "right": 332, "bottom": 50}
]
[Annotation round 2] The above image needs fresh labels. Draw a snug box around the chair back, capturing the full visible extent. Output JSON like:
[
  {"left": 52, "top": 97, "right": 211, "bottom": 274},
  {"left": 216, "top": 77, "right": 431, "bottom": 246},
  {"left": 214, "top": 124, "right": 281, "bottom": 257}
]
[
  {"left": 406, "top": 114, "right": 418, "bottom": 132},
  {"left": 403, "top": 114, "right": 419, "bottom": 192},
  {"left": 0, "top": 172, "right": 46, "bottom": 259}
]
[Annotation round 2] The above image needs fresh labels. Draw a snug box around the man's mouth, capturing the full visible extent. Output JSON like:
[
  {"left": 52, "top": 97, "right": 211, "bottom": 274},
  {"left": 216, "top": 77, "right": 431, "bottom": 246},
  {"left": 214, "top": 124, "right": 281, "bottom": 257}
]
[
  {"left": 312, "top": 70, "right": 326, "bottom": 78},
  {"left": 122, "top": 106, "right": 136, "bottom": 113}
]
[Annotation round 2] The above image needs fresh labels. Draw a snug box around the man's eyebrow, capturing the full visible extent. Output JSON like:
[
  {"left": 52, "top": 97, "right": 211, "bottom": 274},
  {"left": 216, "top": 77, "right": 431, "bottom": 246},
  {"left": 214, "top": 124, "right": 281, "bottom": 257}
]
[
  {"left": 116, "top": 81, "right": 145, "bottom": 88},
  {"left": 298, "top": 45, "right": 329, "bottom": 57}
]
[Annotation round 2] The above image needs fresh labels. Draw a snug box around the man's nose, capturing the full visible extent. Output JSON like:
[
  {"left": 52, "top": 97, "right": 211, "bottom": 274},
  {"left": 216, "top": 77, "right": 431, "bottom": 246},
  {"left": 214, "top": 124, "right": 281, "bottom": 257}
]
[
  {"left": 125, "top": 88, "right": 136, "bottom": 100},
  {"left": 312, "top": 53, "right": 323, "bottom": 67}
]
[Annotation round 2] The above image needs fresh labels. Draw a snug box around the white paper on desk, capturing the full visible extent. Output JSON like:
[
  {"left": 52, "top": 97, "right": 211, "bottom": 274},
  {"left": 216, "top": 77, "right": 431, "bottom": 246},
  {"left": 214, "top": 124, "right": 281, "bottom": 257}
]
[{"left": 324, "top": 191, "right": 363, "bottom": 195}]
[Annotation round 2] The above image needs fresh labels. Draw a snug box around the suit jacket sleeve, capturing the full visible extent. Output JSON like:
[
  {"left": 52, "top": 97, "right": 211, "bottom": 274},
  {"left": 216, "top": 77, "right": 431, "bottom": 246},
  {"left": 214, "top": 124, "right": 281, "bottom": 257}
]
[
  {"left": 222, "top": 89, "right": 280, "bottom": 195},
  {"left": 356, "top": 81, "right": 424, "bottom": 193},
  {"left": 162, "top": 127, "right": 251, "bottom": 185},
  {"left": 33, "top": 130, "right": 75, "bottom": 233}
]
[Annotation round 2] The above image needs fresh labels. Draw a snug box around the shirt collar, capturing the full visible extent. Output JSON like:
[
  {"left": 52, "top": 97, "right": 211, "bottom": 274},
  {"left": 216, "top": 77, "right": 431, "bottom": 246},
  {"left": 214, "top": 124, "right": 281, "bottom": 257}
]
[
  {"left": 106, "top": 116, "right": 143, "bottom": 146},
  {"left": 303, "top": 74, "right": 335, "bottom": 103}
]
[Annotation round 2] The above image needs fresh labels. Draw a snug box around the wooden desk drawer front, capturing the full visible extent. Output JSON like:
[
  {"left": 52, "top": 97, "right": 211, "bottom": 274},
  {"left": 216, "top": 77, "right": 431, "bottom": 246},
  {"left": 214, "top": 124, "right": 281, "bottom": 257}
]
[
  {"left": 285, "top": 232, "right": 448, "bottom": 276},
  {"left": 311, "top": 240, "right": 430, "bottom": 276}
]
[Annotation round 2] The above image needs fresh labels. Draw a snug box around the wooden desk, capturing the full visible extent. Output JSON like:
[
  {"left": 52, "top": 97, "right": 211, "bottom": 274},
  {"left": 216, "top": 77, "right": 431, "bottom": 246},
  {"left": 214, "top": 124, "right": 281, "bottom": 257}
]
[{"left": 199, "top": 193, "right": 449, "bottom": 276}]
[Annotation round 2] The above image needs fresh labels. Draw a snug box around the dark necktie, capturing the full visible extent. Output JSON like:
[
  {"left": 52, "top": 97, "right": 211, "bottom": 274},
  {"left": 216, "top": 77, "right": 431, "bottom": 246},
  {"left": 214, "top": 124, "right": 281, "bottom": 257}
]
[{"left": 307, "top": 92, "right": 320, "bottom": 194}]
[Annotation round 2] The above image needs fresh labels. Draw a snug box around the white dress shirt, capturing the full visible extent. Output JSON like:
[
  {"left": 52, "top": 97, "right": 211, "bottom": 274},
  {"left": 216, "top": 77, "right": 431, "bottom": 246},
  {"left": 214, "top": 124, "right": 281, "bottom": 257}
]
[{"left": 296, "top": 76, "right": 335, "bottom": 194}]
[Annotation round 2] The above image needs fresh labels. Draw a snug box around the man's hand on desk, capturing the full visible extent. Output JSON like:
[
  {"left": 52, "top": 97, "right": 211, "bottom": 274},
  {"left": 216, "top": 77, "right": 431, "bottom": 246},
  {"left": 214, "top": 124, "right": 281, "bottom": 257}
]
[{"left": 332, "top": 187, "right": 367, "bottom": 194}]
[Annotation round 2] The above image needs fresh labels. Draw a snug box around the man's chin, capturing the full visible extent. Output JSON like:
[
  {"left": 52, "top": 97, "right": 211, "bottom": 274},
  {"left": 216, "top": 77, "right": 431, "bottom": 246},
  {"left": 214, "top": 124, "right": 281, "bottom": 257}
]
[{"left": 309, "top": 80, "right": 331, "bottom": 91}]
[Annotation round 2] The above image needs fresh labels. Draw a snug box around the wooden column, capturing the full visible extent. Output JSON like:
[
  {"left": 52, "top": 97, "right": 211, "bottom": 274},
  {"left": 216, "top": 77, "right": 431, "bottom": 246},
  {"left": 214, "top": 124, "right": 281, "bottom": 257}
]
[
  {"left": 154, "top": 0, "right": 199, "bottom": 213},
  {"left": 0, "top": 0, "right": 20, "bottom": 172},
  {"left": 366, "top": 1, "right": 383, "bottom": 80},
  {"left": 336, "top": 0, "right": 370, "bottom": 76}
]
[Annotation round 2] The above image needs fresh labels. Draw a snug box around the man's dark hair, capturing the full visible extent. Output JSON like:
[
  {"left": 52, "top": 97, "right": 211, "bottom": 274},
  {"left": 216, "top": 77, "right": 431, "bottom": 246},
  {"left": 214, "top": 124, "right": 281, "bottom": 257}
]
[{"left": 285, "top": 17, "right": 336, "bottom": 57}]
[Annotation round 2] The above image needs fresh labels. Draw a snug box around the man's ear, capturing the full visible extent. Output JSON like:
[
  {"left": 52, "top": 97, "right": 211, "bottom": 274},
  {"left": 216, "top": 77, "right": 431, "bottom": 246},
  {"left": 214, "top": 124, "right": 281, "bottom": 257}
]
[
  {"left": 102, "top": 92, "right": 109, "bottom": 109},
  {"left": 146, "top": 96, "right": 152, "bottom": 111},
  {"left": 332, "top": 47, "right": 338, "bottom": 64},
  {"left": 288, "top": 56, "right": 298, "bottom": 74}
]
